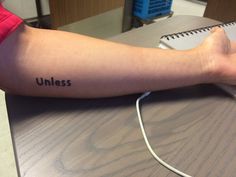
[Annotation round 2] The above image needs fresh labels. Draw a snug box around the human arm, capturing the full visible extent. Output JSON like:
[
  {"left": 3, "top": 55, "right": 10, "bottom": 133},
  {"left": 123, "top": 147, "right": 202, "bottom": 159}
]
[{"left": 0, "top": 25, "right": 236, "bottom": 98}]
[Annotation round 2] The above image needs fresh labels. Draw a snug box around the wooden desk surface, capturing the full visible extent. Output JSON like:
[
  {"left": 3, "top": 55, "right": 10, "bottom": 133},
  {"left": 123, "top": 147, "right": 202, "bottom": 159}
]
[{"left": 7, "top": 16, "right": 236, "bottom": 177}]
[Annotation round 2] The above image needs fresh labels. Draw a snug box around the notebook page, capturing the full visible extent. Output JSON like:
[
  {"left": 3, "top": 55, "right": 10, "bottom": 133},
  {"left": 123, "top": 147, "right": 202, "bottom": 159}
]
[{"left": 160, "top": 22, "right": 236, "bottom": 50}]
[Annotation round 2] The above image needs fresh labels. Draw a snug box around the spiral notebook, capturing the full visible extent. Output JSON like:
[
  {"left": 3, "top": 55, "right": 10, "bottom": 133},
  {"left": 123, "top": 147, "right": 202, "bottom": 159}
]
[{"left": 158, "top": 21, "right": 236, "bottom": 97}]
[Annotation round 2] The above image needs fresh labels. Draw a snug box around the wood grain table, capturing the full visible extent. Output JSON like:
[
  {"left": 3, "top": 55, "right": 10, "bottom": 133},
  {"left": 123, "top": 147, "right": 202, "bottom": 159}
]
[{"left": 7, "top": 16, "right": 236, "bottom": 177}]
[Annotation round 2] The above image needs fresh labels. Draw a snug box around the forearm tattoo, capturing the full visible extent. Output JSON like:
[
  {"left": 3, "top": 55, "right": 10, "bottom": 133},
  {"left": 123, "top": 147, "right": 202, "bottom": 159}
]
[{"left": 36, "top": 77, "right": 72, "bottom": 87}]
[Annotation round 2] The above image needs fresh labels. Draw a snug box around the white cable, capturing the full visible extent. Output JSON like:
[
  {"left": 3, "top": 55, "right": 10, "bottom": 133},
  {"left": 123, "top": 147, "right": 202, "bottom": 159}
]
[{"left": 136, "top": 92, "right": 192, "bottom": 177}]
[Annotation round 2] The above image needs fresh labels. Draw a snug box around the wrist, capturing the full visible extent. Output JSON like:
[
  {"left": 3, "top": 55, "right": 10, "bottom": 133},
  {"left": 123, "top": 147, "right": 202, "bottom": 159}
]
[{"left": 191, "top": 47, "right": 218, "bottom": 84}]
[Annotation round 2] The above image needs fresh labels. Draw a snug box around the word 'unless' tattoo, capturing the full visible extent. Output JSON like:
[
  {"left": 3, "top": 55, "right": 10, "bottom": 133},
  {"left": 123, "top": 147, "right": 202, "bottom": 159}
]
[{"left": 36, "top": 77, "right": 72, "bottom": 87}]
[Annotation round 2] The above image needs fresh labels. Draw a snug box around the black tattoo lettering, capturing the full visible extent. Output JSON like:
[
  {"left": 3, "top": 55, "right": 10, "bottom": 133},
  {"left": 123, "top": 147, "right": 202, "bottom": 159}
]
[
  {"left": 45, "top": 79, "right": 51, "bottom": 86},
  {"left": 36, "top": 78, "right": 44, "bottom": 86},
  {"left": 61, "top": 80, "right": 66, "bottom": 86},
  {"left": 35, "top": 77, "right": 72, "bottom": 87},
  {"left": 67, "top": 80, "right": 72, "bottom": 86},
  {"left": 55, "top": 80, "right": 61, "bottom": 86},
  {"left": 51, "top": 77, "right": 54, "bottom": 86}
]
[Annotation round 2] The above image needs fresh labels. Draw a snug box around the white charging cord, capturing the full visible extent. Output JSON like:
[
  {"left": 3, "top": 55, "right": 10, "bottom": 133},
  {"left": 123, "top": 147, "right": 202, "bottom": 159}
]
[{"left": 136, "top": 92, "right": 192, "bottom": 177}]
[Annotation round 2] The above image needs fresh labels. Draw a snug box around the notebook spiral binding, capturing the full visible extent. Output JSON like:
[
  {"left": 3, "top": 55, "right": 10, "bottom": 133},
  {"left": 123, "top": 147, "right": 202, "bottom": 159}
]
[{"left": 161, "top": 21, "right": 236, "bottom": 41}]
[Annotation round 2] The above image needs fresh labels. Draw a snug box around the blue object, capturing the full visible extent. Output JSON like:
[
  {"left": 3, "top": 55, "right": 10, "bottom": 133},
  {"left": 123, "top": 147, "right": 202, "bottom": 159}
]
[{"left": 133, "top": 0, "right": 173, "bottom": 20}]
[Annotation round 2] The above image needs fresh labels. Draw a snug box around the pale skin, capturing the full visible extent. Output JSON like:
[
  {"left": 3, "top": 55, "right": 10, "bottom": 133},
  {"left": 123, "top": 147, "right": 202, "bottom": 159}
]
[{"left": 0, "top": 24, "right": 236, "bottom": 98}]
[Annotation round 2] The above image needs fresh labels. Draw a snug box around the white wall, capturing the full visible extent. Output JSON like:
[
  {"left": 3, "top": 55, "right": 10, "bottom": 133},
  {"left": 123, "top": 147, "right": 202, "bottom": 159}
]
[{"left": 3, "top": 0, "right": 50, "bottom": 19}]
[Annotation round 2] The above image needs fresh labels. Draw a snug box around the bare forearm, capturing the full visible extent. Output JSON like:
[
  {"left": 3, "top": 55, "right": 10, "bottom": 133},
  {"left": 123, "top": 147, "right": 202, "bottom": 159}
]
[{"left": 0, "top": 25, "right": 207, "bottom": 98}]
